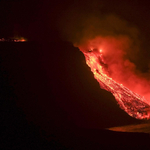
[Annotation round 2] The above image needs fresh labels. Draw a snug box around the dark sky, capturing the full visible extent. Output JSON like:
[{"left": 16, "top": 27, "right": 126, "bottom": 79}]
[
  {"left": 1, "top": 0, "right": 150, "bottom": 41},
  {"left": 1, "top": 0, "right": 150, "bottom": 68},
  {"left": 1, "top": 0, "right": 150, "bottom": 149}
]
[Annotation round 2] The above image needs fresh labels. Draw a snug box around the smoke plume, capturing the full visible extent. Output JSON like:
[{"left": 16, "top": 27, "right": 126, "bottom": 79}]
[{"left": 58, "top": 6, "right": 150, "bottom": 104}]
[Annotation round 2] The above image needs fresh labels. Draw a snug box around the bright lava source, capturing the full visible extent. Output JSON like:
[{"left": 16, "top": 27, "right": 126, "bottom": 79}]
[{"left": 81, "top": 48, "right": 150, "bottom": 120}]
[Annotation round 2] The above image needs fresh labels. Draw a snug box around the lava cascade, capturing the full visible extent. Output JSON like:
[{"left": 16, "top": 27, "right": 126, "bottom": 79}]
[{"left": 80, "top": 48, "right": 150, "bottom": 120}]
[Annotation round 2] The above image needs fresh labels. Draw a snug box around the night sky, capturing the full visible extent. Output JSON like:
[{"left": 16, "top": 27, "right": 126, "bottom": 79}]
[
  {"left": 1, "top": 0, "right": 150, "bottom": 149},
  {"left": 1, "top": 0, "right": 150, "bottom": 70}
]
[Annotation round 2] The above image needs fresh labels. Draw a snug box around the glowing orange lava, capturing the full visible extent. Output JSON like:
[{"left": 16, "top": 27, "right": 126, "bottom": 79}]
[{"left": 80, "top": 47, "right": 150, "bottom": 120}]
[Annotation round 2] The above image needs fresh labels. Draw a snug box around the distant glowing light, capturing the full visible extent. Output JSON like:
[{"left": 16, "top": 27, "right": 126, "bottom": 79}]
[
  {"left": 19, "top": 39, "right": 26, "bottom": 42},
  {"left": 99, "top": 49, "right": 102, "bottom": 52},
  {"left": 0, "top": 37, "right": 27, "bottom": 42}
]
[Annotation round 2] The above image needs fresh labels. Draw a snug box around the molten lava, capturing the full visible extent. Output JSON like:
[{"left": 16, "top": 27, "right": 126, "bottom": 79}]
[{"left": 80, "top": 48, "right": 150, "bottom": 120}]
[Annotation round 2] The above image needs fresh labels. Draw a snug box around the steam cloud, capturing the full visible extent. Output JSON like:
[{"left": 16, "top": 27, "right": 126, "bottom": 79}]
[{"left": 58, "top": 6, "right": 150, "bottom": 104}]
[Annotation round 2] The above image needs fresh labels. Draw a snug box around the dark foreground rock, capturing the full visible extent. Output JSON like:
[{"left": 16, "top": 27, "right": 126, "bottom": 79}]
[{"left": 0, "top": 41, "right": 149, "bottom": 149}]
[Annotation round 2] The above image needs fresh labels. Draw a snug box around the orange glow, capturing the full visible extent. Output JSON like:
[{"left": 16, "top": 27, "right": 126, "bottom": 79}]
[
  {"left": 19, "top": 39, "right": 26, "bottom": 42},
  {"left": 14, "top": 37, "right": 27, "bottom": 42},
  {"left": 79, "top": 36, "right": 150, "bottom": 120},
  {"left": 99, "top": 49, "right": 102, "bottom": 53},
  {"left": 0, "top": 37, "right": 27, "bottom": 42}
]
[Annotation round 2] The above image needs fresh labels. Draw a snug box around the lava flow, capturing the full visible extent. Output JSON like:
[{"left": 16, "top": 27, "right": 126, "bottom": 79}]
[{"left": 79, "top": 47, "right": 150, "bottom": 120}]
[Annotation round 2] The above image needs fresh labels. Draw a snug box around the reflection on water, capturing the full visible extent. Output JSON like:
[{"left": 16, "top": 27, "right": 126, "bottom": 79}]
[{"left": 108, "top": 123, "right": 150, "bottom": 134}]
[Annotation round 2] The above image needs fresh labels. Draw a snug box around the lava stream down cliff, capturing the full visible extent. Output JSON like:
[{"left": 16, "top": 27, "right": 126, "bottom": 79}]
[{"left": 81, "top": 49, "right": 150, "bottom": 120}]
